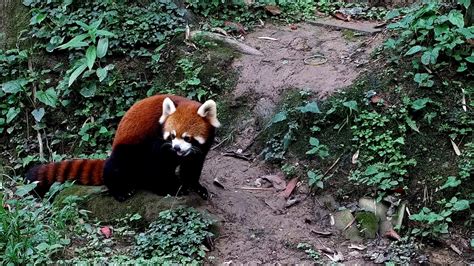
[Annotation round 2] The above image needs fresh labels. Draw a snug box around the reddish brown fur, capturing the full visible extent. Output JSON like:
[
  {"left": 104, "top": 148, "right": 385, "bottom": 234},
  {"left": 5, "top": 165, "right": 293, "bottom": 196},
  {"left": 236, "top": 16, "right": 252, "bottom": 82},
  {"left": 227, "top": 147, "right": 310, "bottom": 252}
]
[
  {"left": 28, "top": 160, "right": 105, "bottom": 190},
  {"left": 113, "top": 95, "right": 212, "bottom": 148},
  {"left": 163, "top": 102, "right": 213, "bottom": 140}
]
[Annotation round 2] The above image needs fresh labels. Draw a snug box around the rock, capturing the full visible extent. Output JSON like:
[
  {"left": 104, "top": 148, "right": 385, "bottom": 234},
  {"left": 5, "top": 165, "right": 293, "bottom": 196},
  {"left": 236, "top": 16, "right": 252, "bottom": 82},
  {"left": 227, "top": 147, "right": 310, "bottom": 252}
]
[
  {"left": 393, "top": 201, "right": 407, "bottom": 230},
  {"left": 55, "top": 185, "right": 205, "bottom": 223},
  {"left": 355, "top": 211, "right": 379, "bottom": 239},
  {"left": 358, "top": 197, "right": 388, "bottom": 221},
  {"left": 253, "top": 97, "right": 276, "bottom": 125},
  {"left": 333, "top": 209, "right": 362, "bottom": 242}
]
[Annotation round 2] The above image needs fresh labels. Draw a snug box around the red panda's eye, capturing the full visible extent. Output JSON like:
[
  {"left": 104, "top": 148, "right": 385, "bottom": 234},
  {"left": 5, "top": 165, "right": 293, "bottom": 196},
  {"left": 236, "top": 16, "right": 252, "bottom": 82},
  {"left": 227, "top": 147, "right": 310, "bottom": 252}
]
[
  {"left": 170, "top": 133, "right": 175, "bottom": 140},
  {"left": 183, "top": 136, "right": 191, "bottom": 142}
]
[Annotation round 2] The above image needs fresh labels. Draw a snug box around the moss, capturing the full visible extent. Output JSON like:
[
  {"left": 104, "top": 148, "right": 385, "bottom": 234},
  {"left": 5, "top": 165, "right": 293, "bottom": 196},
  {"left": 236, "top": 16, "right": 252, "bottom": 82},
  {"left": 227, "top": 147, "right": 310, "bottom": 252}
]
[
  {"left": 355, "top": 211, "right": 380, "bottom": 239},
  {"left": 55, "top": 186, "right": 205, "bottom": 223},
  {"left": 342, "top": 29, "right": 357, "bottom": 41}
]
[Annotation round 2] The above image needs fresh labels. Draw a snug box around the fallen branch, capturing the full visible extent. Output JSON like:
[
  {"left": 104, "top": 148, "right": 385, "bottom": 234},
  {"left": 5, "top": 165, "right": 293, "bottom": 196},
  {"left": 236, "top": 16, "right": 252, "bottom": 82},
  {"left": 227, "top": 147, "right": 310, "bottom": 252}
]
[
  {"left": 190, "top": 31, "right": 264, "bottom": 56},
  {"left": 223, "top": 151, "right": 252, "bottom": 161}
]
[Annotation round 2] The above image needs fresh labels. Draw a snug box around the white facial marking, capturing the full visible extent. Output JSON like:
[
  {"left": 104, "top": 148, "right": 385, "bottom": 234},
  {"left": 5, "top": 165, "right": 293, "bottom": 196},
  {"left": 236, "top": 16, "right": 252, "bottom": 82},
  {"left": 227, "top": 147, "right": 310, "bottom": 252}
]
[
  {"left": 182, "top": 132, "right": 189, "bottom": 138},
  {"left": 194, "top": 136, "right": 206, "bottom": 144},
  {"left": 172, "top": 138, "right": 192, "bottom": 156},
  {"left": 172, "top": 130, "right": 176, "bottom": 136},
  {"left": 163, "top": 131, "right": 170, "bottom": 139}
]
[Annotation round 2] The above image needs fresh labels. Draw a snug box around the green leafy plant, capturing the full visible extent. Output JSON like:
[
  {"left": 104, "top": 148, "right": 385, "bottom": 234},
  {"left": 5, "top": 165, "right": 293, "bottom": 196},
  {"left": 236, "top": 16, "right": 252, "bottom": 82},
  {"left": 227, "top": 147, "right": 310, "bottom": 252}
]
[
  {"left": 133, "top": 208, "right": 214, "bottom": 264},
  {"left": 297, "top": 242, "right": 320, "bottom": 261},
  {"left": 0, "top": 182, "right": 85, "bottom": 264},
  {"left": 55, "top": 19, "right": 114, "bottom": 86},
  {"left": 350, "top": 108, "right": 416, "bottom": 192},
  {"left": 384, "top": 1, "right": 474, "bottom": 85},
  {"left": 175, "top": 58, "right": 214, "bottom": 101},
  {"left": 411, "top": 197, "right": 470, "bottom": 237}
]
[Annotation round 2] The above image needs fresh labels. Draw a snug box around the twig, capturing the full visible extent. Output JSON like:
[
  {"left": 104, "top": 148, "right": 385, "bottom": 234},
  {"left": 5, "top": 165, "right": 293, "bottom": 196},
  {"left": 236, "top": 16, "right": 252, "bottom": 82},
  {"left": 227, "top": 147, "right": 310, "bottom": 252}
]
[
  {"left": 211, "top": 132, "right": 233, "bottom": 150},
  {"left": 343, "top": 217, "right": 356, "bottom": 231},
  {"left": 323, "top": 154, "right": 342, "bottom": 177},
  {"left": 28, "top": 58, "right": 44, "bottom": 161},
  {"left": 240, "top": 186, "right": 273, "bottom": 191},
  {"left": 223, "top": 151, "right": 252, "bottom": 161}
]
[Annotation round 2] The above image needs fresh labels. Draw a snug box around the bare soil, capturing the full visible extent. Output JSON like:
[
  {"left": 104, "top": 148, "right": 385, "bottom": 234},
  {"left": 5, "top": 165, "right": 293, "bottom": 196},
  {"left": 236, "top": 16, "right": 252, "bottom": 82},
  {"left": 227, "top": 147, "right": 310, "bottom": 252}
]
[{"left": 197, "top": 21, "right": 467, "bottom": 264}]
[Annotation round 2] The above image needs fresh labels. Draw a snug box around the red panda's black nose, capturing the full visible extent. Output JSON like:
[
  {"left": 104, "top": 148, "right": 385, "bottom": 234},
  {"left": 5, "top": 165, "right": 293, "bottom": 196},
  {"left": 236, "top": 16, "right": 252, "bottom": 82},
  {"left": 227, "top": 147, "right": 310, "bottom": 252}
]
[{"left": 173, "top": 145, "right": 181, "bottom": 152}]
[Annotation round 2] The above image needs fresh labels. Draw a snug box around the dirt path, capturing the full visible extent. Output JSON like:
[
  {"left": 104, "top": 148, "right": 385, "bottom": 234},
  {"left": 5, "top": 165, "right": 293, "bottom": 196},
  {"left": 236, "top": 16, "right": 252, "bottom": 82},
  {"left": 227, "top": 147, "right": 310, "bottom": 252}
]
[
  {"left": 197, "top": 21, "right": 465, "bottom": 264},
  {"left": 199, "top": 21, "right": 382, "bottom": 264}
]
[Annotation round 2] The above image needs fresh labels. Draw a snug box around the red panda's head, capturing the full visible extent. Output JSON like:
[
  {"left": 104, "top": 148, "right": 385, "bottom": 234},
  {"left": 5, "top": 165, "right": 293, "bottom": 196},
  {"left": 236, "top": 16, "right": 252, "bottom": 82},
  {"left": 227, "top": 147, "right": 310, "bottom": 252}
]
[{"left": 159, "top": 97, "right": 220, "bottom": 156}]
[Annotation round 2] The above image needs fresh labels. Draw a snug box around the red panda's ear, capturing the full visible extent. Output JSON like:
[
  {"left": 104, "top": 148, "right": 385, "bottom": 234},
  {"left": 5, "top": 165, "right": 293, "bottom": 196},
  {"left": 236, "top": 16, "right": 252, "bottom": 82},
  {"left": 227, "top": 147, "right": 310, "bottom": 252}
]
[
  {"left": 159, "top": 97, "right": 176, "bottom": 124},
  {"left": 197, "top": 100, "right": 220, "bottom": 128}
]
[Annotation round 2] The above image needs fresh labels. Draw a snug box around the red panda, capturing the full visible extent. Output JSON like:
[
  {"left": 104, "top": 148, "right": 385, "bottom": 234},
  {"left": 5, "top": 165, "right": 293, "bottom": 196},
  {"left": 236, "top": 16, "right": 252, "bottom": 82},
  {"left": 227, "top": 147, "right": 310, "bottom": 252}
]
[{"left": 26, "top": 94, "right": 220, "bottom": 201}]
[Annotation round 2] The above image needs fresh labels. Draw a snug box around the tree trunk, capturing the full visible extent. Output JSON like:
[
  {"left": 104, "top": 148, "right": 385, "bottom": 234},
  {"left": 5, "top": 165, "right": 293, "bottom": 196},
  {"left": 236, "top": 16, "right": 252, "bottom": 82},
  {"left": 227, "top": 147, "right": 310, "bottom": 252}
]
[{"left": 0, "top": 0, "right": 29, "bottom": 49}]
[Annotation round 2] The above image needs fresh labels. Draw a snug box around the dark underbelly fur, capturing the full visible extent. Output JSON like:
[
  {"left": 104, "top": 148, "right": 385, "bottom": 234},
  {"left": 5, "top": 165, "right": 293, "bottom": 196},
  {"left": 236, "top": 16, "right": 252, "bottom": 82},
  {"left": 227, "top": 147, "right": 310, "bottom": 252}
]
[{"left": 103, "top": 139, "right": 210, "bottom": 202}]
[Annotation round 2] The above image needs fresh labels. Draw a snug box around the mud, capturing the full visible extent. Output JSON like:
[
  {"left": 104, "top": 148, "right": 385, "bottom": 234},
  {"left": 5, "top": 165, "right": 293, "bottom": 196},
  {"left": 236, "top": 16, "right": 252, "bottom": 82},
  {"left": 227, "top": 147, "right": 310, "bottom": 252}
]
[{"left": 198, "top": 21, "right": 467, "bottom": 264}]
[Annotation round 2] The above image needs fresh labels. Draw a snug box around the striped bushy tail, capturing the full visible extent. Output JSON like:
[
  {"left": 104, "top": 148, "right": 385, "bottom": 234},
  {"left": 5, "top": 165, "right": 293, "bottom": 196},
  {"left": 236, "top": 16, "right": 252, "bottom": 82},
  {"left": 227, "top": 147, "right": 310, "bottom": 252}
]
[{"left": 26, "top": 159, "right": 105, "bottom": 196}]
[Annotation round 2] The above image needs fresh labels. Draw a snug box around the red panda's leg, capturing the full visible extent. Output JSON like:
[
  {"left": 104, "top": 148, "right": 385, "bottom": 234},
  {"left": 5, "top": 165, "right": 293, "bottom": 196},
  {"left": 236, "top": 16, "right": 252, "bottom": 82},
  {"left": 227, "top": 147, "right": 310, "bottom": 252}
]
[
  {"left": 179, "top": 156, "right": 209, "bottom": 200},
  {"left": 103, "top": 145, "right": 141, "bottom": 201}
]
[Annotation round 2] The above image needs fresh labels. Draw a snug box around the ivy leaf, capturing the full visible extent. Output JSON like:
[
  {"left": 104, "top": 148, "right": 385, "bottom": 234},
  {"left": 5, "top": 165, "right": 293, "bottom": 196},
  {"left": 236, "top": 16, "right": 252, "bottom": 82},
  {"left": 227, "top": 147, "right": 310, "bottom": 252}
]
[
  {"left": 271, "top": 111, "right": 287, "bottom": 124},
  {"left": 297, "top": 102, "right": 320, "bottom": 113},
  {"left": 96, "top": 67, "right": 108, "bottom": 82},
  {"left": 439, "top": 176, "right": 461, "bottom": 190},
  {"left": 309, "top": 137, "right": 320, "bottom": 146},
  {"left": 411, "top": 98, "right": 431, "bottom": 111},
  {"left": 452, "top": 199, "right": 469, "bottom": 211},
  {"left": 421, "top": 51, "right": 431, "bottom": 65},
  {"left": 385, "top": 9, "right": 400, "bottom": 20},
  {"left": 466, "top": 56, "right": 474, "bottom": 63},
  {"left": 68, "top": 63, "right": 87, "bottom": 87},
  {"left": 458, "top": 0, "right": 471, "bottom": 8},
  {"left": 36, "top": 88, "right": 58, "bottom": 107},
  {"left": 342, "top": 100, "right": 358, "bottom": 112},
  {"left": 80, "top": 84, "right": 97, "bottom": 98},
  {"left": 86, "top": 46, "right": 97, "bottom": 70},
  {"left": 31, "top": 108, "right": 45, "bottom": 122},
  {"left": 448, "top": 10, "right": 464, "bottom": 28},
  {"left": 405, "top": 117, "right": 420, "bottom": 133},
  {"left": 2, "top": 79, "right": 27, "bottom": 94},
  {"left": 30, "top": 12, "right": 46, "bottom": 25},
  {"left": 15, "top": 183, "right": 37, "bottom": 197},
  {"left": 405, "top": 45, "right": 424, "bottom": 56},
  {"left": 96, "top": 38, "right": 108, "bottom": 58},
  {"left": 6, "top": 107, "right": 20, "bottom": 123}
]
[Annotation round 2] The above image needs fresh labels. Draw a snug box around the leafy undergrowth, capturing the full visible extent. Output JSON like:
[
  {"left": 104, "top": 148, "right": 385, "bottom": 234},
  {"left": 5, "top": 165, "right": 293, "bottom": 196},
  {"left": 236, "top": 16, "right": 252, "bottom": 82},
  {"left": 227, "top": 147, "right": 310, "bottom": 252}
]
[
  {"left": 0, "top": 179, "right": 214, "bottom": 265},
  {"left": 260, "top": 0, "right": 473, "bottom": 243}
]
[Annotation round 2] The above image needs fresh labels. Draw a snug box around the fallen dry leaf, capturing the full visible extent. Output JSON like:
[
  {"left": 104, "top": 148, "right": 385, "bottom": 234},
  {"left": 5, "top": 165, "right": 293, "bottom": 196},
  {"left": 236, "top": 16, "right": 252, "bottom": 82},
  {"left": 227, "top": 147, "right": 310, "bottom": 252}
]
[
  {"left": 311, "top": 229, "right": 332, "bottom": 236},
  {"left": 450, "top": 139, "right": 461, "bottom": 156},
  {"left": 461, "top": 88, "right": 467, "bottom": 112},
  {"left": 100, "top": 226, "right": 112, "bottom": 238},
  {"left": 290, "top": 24, "right": 297, "bottom": 30},
  {"left": 264, "top": 5, "right": 281, "bottom": 15},
  {"left": 352, "top": 150, "right": 359, "bottom": 164},
  {"left": 384, "top": 229, "right": 401, "bottom": 241},
  {"left": 325, "top": 251, "right": 344, "bottom": 262},
  {"left": 260, "top": 174, "right": 286, "bottom": 191},
  {"left": 257, "top": 36, "right": 278, "bottom": 41},
  {"left": 213, "top": 177, "right": 225, "bottom": 189},
  {"left": 281, "top": 177, "right": 298, "bottom": 198},
  {"left": 224, "top": 21, "right": 246, "bottom": 35},
  {"left": 449, "top": 243, "right": 462, "bottom": 256},
  {"left": 348, "top": 244, "right": 366, "bottom": 251},
  {"left": 333, "top": 11, "right": 350, "bottom": 21}
]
